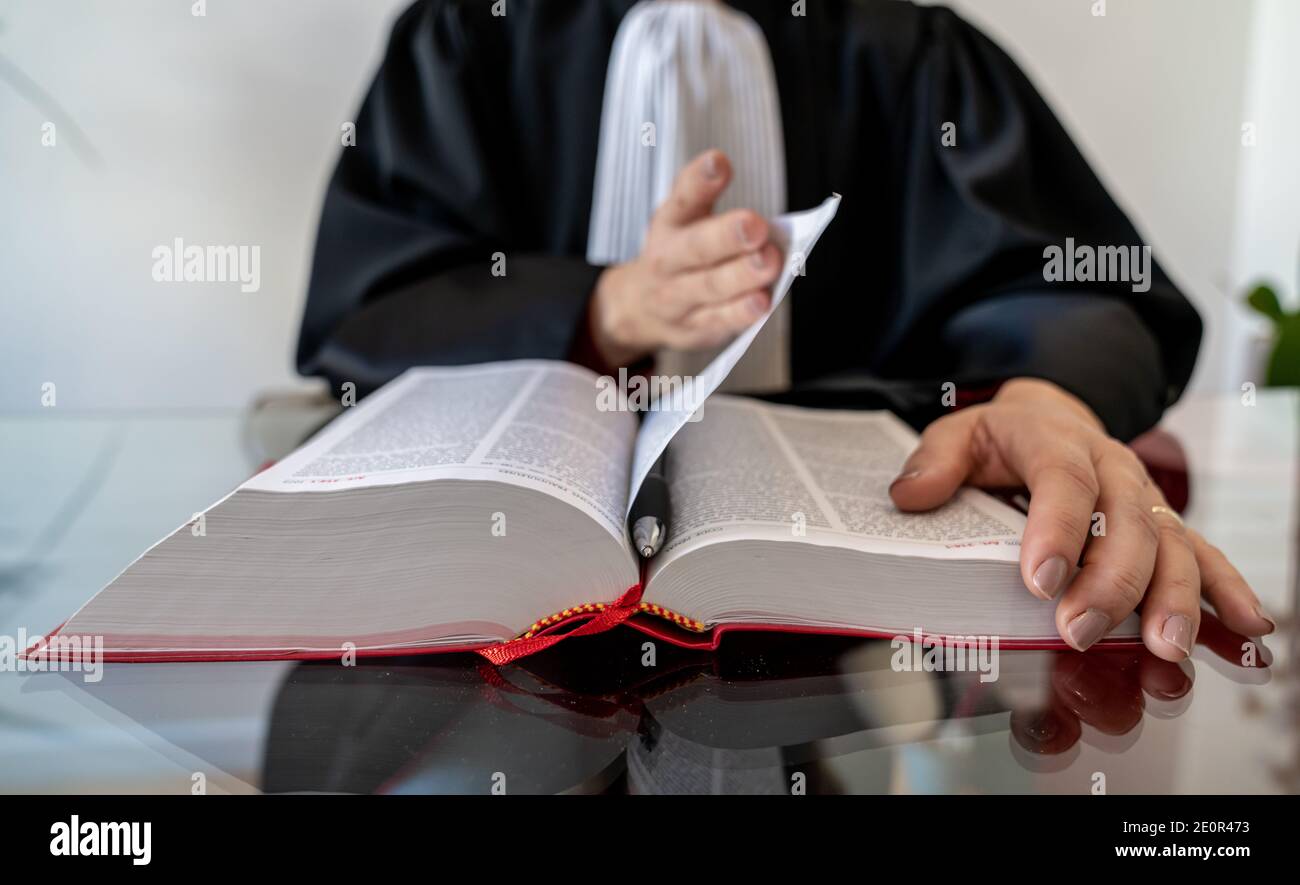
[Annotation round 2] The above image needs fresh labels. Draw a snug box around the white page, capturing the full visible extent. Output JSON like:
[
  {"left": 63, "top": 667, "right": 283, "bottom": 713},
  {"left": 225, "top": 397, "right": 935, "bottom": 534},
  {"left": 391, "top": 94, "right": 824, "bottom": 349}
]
[
  {"left": 648, "top": 397, "right": 1027, "bottom": 581},
  {"left": 245, "top": 360, "right": 638, "bottom": 542},
  {"left": 626, "top": 194, "right": 842, "bottom": 512}
]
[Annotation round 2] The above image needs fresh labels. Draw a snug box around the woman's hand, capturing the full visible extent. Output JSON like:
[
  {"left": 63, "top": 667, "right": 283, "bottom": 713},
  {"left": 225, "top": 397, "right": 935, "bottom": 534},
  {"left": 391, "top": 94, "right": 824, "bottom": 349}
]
[
  {"left": 889, "top": 378, "right": 1275, "bottom": 660},
  {"left": 589, "top": 149, "right": 783, "bottom": 367}
]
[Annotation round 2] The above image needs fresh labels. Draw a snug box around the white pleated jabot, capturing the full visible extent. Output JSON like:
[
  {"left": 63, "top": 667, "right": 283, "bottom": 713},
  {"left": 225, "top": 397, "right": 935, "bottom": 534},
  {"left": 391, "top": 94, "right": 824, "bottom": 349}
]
[{"left": 587, "top": 0, "right": 789, "bottom": 392}]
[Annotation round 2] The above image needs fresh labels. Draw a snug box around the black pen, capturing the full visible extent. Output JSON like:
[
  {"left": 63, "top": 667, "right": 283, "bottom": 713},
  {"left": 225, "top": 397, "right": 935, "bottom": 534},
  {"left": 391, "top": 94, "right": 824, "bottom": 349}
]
[{"left": 629, "top": 455, "right": 670, "bottom": 558}]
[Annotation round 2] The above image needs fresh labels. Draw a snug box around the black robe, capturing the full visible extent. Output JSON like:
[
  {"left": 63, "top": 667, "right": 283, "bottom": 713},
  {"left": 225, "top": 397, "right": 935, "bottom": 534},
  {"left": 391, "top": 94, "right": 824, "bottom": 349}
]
[{"left": 297, "top": 0, "right": 1201, "bottom": 441}]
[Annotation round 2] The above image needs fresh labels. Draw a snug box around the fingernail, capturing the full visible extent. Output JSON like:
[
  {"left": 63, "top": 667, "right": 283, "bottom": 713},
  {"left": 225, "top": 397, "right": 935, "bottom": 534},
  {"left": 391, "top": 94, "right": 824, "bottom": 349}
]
[
  {"left": 736, "top": 217, "right": 760, "bottom": 247},
  {"left": 749, "top": 249, "right": 768, "bottom": 270},
  {"left": 703, "top": 152, "right": 721, "bottom": 179},
  {"left": 746, "top": 293, "right": 767, "bottom": 316},
  {"left": 1032, "top": 556, "right": 1069, "bottom": 600},
  {"left": 1254, "top": 603, "right": 1276, "bottom": 632},
  {"left": 1161, "top": 614, "right": 1193, "bottom": 656},
  {"left": 888, "top": 470, "right": 922, "bottom": 492},
  {"left": 1066, "top": 608, "right": 1111, "bottom": 652}
]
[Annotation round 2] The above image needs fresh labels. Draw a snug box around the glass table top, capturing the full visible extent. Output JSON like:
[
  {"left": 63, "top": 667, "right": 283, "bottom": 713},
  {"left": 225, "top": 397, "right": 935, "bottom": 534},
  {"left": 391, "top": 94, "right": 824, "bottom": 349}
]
[{"left": 1, "top": 392, "right": 1295, "bottom": 794}]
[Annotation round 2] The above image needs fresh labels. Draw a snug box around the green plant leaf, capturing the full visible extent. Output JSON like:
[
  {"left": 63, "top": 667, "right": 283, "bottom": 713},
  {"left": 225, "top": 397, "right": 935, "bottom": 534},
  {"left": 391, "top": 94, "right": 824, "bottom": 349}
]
[
  {"left": 1265, "top": 315, "right": 1300, "bottom": 387},
  {"left": 1247, "top": 283, "right": 1285, "bottom": 325}
]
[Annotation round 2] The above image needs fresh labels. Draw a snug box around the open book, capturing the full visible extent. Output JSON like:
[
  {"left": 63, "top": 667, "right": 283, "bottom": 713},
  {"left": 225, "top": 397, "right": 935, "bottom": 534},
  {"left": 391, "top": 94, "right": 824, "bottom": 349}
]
[{"left": 37, "top": 196, "right": 1137, "bottom": 663}]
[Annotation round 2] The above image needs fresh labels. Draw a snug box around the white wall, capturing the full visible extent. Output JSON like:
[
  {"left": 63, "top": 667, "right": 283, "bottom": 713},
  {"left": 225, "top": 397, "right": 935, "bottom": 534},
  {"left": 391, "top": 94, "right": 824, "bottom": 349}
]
[
  {"left": 1228, "top": 0, "right": 1300, "bottom": 388},
  {"left": 0, "top": 0, "right": 411, "bottom": 411},
  {"left": 0, "top": 0, "right": 1291, "bottom": 410}
]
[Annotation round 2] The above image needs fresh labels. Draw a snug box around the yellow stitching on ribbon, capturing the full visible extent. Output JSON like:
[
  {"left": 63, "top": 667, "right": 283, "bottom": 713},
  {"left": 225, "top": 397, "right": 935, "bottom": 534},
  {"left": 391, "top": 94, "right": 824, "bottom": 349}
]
[{"left": 520, "top": 600, "right": 706, "bottom": 639}]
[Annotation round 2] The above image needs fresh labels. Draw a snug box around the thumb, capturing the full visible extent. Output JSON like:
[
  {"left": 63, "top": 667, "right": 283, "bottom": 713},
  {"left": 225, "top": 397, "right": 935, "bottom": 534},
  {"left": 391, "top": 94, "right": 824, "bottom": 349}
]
[
  {"left": 652, "top": 149, "right": 732, "bottom": 230},
  {"left": 889, "top": 410, "right": 978, "bottom": 512}
]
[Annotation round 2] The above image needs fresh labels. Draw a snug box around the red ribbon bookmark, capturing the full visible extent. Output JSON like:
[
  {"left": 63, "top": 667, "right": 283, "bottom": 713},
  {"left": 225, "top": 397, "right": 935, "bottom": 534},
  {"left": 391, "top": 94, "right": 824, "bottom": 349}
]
[{"left": 476, "top": 584, "right": 644, "bottom": 666}]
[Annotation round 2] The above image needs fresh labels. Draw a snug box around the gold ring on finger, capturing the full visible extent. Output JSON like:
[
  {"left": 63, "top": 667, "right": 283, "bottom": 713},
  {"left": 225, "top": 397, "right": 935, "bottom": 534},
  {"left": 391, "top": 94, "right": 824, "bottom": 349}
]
[{"left": 1151, "top": 504, "right": 1184, "bottom": 527}]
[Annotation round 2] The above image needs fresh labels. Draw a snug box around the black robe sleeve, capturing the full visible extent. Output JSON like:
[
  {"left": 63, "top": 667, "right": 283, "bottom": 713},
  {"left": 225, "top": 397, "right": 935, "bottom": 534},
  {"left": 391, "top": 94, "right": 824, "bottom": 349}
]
[
  {"left": 871, "top": 6, "right": 1201, "bottom": 440},
  {"left": 295, "top": 0, "right": 611, "bottom": 396}
]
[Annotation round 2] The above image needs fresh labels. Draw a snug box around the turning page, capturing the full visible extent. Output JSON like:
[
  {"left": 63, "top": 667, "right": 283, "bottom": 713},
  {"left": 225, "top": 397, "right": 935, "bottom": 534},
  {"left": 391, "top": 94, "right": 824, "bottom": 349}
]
[{"left": 626, "top": 194, "right": 842, "bottom": 510}]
